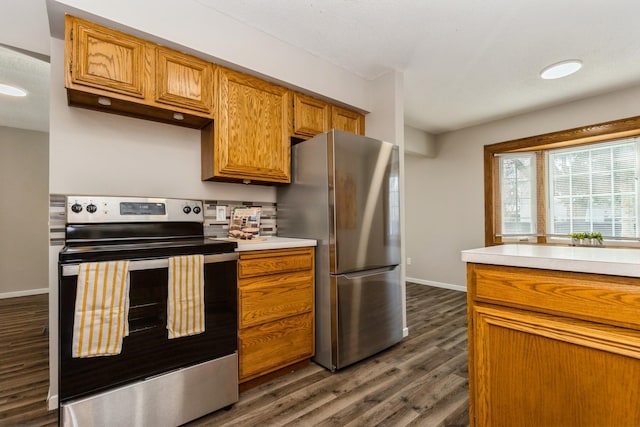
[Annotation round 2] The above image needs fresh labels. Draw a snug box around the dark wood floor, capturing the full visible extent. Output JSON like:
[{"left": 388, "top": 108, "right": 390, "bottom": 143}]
[
  {"left": 0, "top": 293, "right": 57, "bottom": 427},
  {"left": 187, "top": 283, "right": 469, "bottom": 427},
  {"left": 0, "top": 283, "right": 468, "bottom": 427}
]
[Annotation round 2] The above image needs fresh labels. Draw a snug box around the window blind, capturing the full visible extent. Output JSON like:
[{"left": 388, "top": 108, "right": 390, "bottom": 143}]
[{"left": 547, "top": 138, "right": 639, "bottom": 238}]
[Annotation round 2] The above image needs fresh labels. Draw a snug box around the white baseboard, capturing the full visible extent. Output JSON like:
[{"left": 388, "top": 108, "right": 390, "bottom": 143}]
[
  {"left": 48, "top": 393, "right": 58, "bottom": 411},
  {"left": 406, "top": 277, "right": 467, "bottom": 292},
  {"left": 0, "top": 288, "right": 48, "bottom": 299},
  {"left": 402, "top": 327, "right": 409, "bottom": 337}
]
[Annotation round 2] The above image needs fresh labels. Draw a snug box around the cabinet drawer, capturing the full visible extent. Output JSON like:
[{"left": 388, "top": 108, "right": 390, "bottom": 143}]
[
  {"left": 238, "top": 248, "right": 314, "bottom": 278},
  {"left": 469, "top": 264, "right": 640, "bottom": 329},
  {"left": 239, "top": 271, "right": 313, "bottom": 328},
  {"left": 238, "top": 312, "right": 314, "bottom": 381}
]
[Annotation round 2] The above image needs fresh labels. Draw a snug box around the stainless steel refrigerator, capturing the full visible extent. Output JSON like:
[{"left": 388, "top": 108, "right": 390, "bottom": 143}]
[{"left": 277, "top": 129, "right": 402, "bottom": 371}]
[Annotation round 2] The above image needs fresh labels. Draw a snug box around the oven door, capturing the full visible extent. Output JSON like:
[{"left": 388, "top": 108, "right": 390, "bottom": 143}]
[{"left": 59, "top": 253, "right": 238, "bottom": 402}]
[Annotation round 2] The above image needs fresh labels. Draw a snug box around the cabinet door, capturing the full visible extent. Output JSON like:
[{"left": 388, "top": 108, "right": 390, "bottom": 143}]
[
  {"left": 469, "top": 304, "right": 640, "bottom": 427},
  {"left": 213, "top": 67, "right": 291, "bottom": 183},
  {"left": 331, "top": 105, "right": 365, "bottom": 135},
  {"left": 238, "top": 312, "right": 314, "bottom": 381},
  {"left": 66, "top": 15, "right": 146, "bottom": 99},
  {"left": 155, "top": 47, "right": 213, "bottom": 114},
  {"left": 293, "top": 92, "right": 330, "bottom": 138}
]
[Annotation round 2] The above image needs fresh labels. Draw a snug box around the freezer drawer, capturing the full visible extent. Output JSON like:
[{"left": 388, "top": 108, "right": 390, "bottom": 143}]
[{"left": 335, "top": 265, "right": 403, "bottom": 369}]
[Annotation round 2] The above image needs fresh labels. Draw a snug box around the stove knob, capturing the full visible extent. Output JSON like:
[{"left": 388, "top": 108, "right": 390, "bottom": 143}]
[
  {"left": 71, "top": 203, "right": 83, "bottom": 213},
  {"left": 183, "top": 206, "right": 192, "bottom": 214},
  {"left": 193, "top": 206, "right": 201, "bottom": 214},
  {"left": 86, "top": 204, "right": 98, "bottom": 214}
]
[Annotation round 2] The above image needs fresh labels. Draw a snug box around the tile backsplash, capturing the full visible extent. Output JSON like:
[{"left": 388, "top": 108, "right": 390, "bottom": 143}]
[
  {"left": 203, "top": 200, "right": 276, "bottom": 238},
  {"left": 49, "top": 194, "right": 276, "bottom": 246}
]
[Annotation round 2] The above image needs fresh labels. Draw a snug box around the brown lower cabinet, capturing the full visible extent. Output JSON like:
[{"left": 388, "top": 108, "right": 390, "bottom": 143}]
[
  {"left": 466, "top": 263, "right": 640, "bottom": 427},
  {"left": 237, "top": 247, "right": 315, "bottom": 386}
]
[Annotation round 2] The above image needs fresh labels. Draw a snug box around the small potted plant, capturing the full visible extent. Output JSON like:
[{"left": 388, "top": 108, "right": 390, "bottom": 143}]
[
  {"left": 569, "top": 232, "right": 587, "bottom": 246},
  {"left": 588, "top": 231, "right": 603, "bottom": 246},
  {"left": 569, "top": 232, "right": 603, "bottom": 246}
]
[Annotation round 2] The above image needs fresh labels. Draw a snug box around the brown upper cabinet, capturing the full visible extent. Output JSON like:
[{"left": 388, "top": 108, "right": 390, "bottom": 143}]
[
  {"left": 201, "top": 67, "right": 291, "bottom": 184},
  {"left": 64, "top": 16, "right": 366, "bottom": 184},
  {"left": 292, "top": 92, "right": 366, "bottom": 139},
  {"left": 331, "top": 105, "right": 365, "bottom": 135},
  {"left": 64, "top": 15, "right": 214, "bottom": 128},
  {"left": 292, "top": 92, "right": 330, "bottom": 138},
  {"left": 154, "top": 47, "right": 213, "bottom": 114}
]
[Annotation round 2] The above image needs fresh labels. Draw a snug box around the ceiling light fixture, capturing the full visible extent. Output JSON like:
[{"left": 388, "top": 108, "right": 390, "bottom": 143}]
[
  {"left": 0, "top": 83, "right": 27, "bottom": 97},
  {"left": 540, "top": 60, "right": 583, "bottom": 80}
]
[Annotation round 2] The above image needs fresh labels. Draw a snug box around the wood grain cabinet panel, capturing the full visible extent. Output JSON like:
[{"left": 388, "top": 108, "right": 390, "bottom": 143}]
[
  {"left": 155, "top": 47, "right": 213, "bottom": 114},
  {"left": 237, "top": 247, "right": 315, "bottom": 384},
  {"left": 471, "top": 264, "right": 640, "bottom": 329},
  {"left": 238, "top": 312, "right": 314, "bottom": 381},
  {"left": 467, "top": 263, "right": 640, "bottom": 427},
  {"left": 64, "top": 15, "right": 214, "bottom": 129},
  {"left": 331, "top": 105, "right": 365, "bottom": 135},
  {"left": 202, "top": 67, "right": 291, "bottom": 184},
  {"left": 239, "top": 271, "right": 314, "bottom": 328},
  {"left": 238, "top": 247, "right": 314, "bottom": 278},
  {"left": 292, "top": 92, "right": 330, "bottom": 138},
  {"left": 67, "top": 16, "right": 146, "bottom": 98}
]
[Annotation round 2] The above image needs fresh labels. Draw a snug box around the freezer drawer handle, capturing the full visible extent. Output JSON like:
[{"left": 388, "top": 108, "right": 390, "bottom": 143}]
[
  {"left": 61, "top": 253, "right": 238, "bottom": 277},
  {"left": 341, "top": 265, "right": 398, "bottom": 279}
]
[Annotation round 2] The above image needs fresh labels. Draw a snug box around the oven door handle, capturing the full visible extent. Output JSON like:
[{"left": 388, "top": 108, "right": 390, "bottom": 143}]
[{"left": 61, "top": 253, "right": 238, "bottom": 277}]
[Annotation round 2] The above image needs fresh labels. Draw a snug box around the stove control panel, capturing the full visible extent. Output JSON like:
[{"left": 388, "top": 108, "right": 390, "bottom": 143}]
[{"left": 66, "top": 196, "right": 205, "bottom": 223}]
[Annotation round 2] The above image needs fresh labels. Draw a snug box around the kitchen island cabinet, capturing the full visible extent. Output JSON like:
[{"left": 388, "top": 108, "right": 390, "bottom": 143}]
[
  {"left": 236, "top": 245, "right": 315, "bottom": 389},
  {"left": 462, "top": 245, "right": 640, "bottom": 427}
]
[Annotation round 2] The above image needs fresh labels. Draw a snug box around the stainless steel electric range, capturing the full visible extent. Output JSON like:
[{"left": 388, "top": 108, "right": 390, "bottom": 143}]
[{"left": 58, "top": 196, "right": 238, "bottom": 427}]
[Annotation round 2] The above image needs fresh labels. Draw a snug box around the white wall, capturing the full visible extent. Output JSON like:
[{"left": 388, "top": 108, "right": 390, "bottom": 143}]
[
  {"left": 404, "top": 125, "right": 436, "bottom": 158},
  {"left": 1, "top": 0, "right": 50, "bottom": 56},
  {"left": 365, "top": 70, "right": 408, "bottom": 334},
  {"left": 48, "top": 40, "right": 273, "bottom": 202},
  {"left": 405, "top": 83, "right": 640, "bottom": 289},
  {"left": 0, "top": 127, "right": 49, "bottom": 297}
]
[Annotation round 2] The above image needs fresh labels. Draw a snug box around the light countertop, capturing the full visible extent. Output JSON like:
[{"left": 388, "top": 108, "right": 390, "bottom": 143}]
[
  {"left": 210, "top": 236, "right": 317, "bottom": 252},
  {"left": 461, "top": 244, "right": 640, "bottom": 278}
]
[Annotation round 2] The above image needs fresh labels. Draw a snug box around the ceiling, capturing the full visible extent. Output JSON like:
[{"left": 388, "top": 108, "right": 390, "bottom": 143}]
[
  {"left": 0, "top": 44, "right": 49, "bottom": 133},
  {"left": 3, "top": 0, "right": 640, "bottom": 134}
]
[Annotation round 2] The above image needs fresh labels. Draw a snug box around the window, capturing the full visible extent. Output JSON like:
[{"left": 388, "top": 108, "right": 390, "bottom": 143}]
[
  {"left": 547, "top": 139, "right": 639, "bottom": 238},
  {"left": 484, "top": 115, "right": 640, "bottom": 247},
  {"left": 498, "top": 153, "right": 537, "bottom": 236}
]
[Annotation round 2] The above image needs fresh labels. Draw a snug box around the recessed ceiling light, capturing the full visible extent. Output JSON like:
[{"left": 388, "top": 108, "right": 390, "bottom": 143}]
[
  {"left": 0, "top": 83, "right": 27, "bottom": 97},
  {"left": 540, "top": 60, "right": 583, "bottom": 80}
]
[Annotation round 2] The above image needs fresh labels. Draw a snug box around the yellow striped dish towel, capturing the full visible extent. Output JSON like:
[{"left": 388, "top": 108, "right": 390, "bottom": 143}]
[
  {"left": 167, "top": 255, "right": 205, "bottom": 339},
  {"left": 72, "top": 260, "right": 130, "bottom": 358}
]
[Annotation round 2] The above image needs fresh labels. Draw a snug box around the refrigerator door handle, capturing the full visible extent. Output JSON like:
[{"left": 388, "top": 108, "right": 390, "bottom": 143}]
[{"left": 341, "top": 265, "right": 398, "bottom": 279}]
